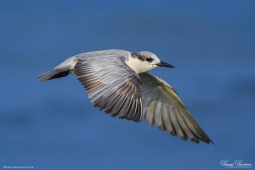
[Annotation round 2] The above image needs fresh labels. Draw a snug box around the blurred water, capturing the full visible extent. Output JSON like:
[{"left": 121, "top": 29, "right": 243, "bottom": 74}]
[{"left": 1, "top": 1, "right": 255, "bottom": 170}]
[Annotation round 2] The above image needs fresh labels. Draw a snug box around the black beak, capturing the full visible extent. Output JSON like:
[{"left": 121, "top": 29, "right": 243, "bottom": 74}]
[{"left": 156, "top": 61, "right": 175, "bottom": 68}]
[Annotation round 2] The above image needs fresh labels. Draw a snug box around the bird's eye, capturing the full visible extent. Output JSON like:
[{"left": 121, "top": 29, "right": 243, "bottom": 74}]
[{"left": 146, "top": 58, "right": 153, "bottom": 62}]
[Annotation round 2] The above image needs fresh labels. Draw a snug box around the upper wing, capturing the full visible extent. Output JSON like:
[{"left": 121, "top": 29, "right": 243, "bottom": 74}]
[
  {"left": 74, "top": 55, "right": 143, "bottom": 122},
  {"left": 139, "top": 72, "right": 214, "bottom": 144}
]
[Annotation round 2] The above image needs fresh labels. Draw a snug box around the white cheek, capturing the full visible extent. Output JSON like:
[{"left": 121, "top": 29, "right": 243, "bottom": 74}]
[{"left": 150, "top": 64, "right": 157, "bottom": 68}]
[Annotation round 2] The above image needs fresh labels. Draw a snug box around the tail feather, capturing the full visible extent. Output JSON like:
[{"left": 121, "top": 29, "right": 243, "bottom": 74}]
[
  {"left": 38, "top": 69, "right": 70, "bottom": 82},
  {"left": 39, "top": 56, "right": 78, "bottom": 82}
]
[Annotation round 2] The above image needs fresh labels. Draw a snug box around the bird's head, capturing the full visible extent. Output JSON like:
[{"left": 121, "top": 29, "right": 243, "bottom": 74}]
[{"left": 126, "top": 51, "right": 174, "bottom": 74}]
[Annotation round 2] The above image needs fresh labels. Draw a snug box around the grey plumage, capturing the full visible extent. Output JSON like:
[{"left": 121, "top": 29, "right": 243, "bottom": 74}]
[
  {"left": 74, "top": 54, "right": 143, "bottom": 122},
  {"left": 38, "top": 49, "right": 214, "bottom": 144},
  {"left": 139, "top": 72, "right": 213, "bottom": 144}
]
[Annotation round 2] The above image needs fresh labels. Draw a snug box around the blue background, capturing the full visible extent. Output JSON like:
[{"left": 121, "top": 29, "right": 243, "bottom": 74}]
[{"left": 1, "top": 0, "right": 255, "bottom": 169}]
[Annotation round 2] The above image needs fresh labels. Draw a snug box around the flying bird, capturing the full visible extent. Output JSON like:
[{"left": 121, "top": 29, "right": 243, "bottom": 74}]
[{"left": 38, "top": 49, "right": 214, "bottom": 144}]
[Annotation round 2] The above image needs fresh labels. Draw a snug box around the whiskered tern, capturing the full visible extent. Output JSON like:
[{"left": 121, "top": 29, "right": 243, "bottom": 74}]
[{"left": 39, "top": 49, "right": 214, "bottom": 144}]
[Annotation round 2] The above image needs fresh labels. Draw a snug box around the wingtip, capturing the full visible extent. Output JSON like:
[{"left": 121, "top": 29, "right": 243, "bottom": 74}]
[
  {"left": 209, "top": 140, "right": 216, "bottom": 145},
  {"left": 190, "top": 136, "right": 215, "bottom": 145},
  {"left": 200, "top": 138, "right": 215, "bottom": 145}
]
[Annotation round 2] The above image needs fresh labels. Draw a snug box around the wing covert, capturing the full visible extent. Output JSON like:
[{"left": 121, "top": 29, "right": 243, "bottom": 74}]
[{"left": 74, "top": 55, "right": 143, "bottom": 122}]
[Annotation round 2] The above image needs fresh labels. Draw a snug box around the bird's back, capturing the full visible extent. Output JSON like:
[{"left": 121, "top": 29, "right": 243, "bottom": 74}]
[
  {"left": 55, "top": 49, "right": 130, "bottom": 70},
  {"left": 39, "top": 49, "right": 131, "bottom": 82}
]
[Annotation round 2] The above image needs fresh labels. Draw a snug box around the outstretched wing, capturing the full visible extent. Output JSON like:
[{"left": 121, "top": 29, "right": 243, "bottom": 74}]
[
  {"left": 74, "top": 55, "right": 143, "bottom": 122},
  {"left": 139, "top": 72, "right": 214, "bottom": 144}
]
